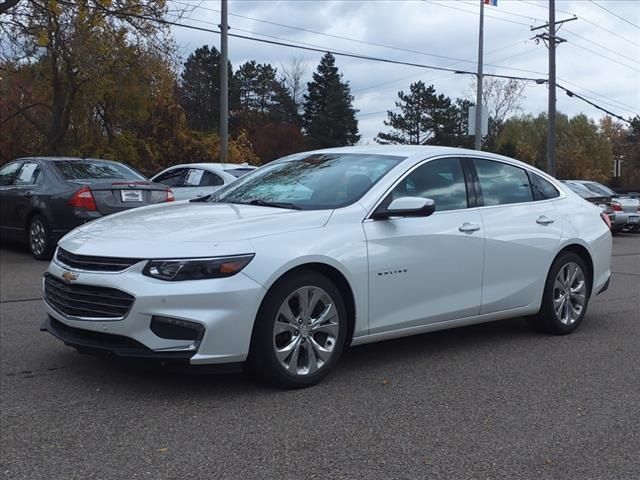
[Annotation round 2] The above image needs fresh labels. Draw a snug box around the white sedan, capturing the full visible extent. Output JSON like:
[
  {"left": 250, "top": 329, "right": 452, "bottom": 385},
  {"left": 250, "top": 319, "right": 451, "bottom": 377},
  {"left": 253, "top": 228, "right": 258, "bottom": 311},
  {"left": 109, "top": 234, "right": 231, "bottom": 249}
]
[
  {"left": 42, "top": 146, "right": 612, "bottom": 388},
  {"left": 151, "top": 163, "right": 256, "bottom": 200}
]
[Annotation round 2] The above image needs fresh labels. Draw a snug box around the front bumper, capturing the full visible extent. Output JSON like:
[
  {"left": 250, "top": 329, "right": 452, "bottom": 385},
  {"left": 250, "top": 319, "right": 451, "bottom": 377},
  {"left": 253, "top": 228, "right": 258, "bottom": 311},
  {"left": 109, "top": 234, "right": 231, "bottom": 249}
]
[{"left": 43, "top": 258, "right": 266, "bottom": 365}]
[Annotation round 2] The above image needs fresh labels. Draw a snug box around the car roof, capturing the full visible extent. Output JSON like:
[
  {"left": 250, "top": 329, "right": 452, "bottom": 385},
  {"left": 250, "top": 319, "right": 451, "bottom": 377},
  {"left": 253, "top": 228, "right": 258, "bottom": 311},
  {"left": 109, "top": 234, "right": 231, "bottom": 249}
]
[
  {"left": 163, "top": 163, "right": 255, "bottom": 170},
  {"left": 15, "top": 156, "right": 120, "bottom": 163}
]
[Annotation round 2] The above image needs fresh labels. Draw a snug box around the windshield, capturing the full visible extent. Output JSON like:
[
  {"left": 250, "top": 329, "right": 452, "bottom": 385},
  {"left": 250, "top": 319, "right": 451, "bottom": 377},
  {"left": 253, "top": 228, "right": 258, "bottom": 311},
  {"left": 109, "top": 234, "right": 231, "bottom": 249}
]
[
  {"left": 224, "top": 168, "right": 256, "bottom": 178},
  {"left": 583, "top": 182, "right": 616, "bottom": 197},
  {"left": 54, "top": 160, "right": 146, "bottom": 181},
  {"left": 565, "top": 183, "right": 596, "bottom": 199},
  {"left": 210, "top": 153, "right": 404, "bottom": 210}
]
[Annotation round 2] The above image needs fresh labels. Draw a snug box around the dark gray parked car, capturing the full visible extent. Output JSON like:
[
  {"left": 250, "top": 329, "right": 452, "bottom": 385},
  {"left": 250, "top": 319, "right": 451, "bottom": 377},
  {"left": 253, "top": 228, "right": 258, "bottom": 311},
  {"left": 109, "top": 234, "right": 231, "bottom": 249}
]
[{"left": 0, "top": 157, "right": 174, "bottom": 259}]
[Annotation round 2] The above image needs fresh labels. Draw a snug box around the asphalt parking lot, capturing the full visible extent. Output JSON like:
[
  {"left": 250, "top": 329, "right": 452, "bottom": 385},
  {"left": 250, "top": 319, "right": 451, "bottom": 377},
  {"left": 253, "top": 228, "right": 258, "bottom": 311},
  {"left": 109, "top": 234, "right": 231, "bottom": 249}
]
[{"left": 1, "top": 235, "right": 639, "bottom": 480}]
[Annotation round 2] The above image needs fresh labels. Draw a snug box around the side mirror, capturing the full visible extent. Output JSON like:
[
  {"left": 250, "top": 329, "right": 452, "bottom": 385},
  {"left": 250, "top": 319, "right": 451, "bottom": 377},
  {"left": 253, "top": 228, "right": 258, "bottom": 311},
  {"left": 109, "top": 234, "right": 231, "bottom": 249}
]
[{"left": 372, "top": 196, "right": 436, "bottom": 220}]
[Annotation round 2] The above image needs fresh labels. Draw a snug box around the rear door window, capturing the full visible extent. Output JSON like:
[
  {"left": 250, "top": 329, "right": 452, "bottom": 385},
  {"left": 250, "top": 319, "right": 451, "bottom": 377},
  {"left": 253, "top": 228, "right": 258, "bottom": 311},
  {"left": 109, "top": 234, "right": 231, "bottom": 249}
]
[
  {"left": 15, "top": 162, "right": 43, "bottom": 186},
  {"left": 200, "top": 171, "right": 225, "bottom": 187},
  {"left": 474, "top": 159, "right": 534, "bottom": 206}
]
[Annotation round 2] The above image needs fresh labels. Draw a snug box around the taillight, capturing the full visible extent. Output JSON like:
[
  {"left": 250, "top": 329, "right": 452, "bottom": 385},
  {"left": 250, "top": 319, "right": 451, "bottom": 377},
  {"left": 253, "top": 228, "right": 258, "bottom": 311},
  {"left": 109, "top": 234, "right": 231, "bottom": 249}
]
[
  {"left": 611, "top": 200, "right": 623, "bottom": 212},
  {"left": 69, "top": 186, "right": 97, "bottom": 211},
  {"left": 166, "top": 189, "right": 174, "bottom": 202},
  {"left": 600, "top": 211, "right": 612, "bottom": 230}
]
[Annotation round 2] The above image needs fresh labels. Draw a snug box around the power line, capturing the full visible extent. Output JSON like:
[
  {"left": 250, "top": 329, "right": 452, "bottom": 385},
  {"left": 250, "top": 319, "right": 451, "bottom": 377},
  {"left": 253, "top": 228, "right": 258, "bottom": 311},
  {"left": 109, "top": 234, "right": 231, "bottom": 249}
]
[
  {"left": 563, "top": 28, "right": 640, "bottom": 66},
  {"left": 557, "top": 84, "right": 633, "bottom": 124},
  {"left": 564, "top": 40, "right": 640, "bottom": 73},
  {"left": 58, "top": 1, "right": 637, "bottom": 122},
  {"left": 422, "top": 0, "right": 531, "bottom": 26},
  {"left": 588, "top": 0, "right": 640, "bottom": 30},
  {"left": 518, "top": 0, "right": 640, "bottom": 47}
]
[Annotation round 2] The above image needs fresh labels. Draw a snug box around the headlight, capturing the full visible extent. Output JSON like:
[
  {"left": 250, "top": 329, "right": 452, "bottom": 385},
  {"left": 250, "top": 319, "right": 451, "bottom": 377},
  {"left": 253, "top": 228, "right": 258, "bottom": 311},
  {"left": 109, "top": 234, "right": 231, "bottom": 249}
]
[{"left": 143, "top": 254, "right": 254, "bottom": 281}]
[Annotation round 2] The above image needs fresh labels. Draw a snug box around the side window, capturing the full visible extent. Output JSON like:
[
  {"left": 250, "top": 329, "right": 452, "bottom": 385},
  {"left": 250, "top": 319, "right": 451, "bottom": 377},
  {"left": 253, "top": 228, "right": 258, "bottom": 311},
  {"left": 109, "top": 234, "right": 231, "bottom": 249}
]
[
  {"left": 390, "top": 158, "right": 468, "bottom": 212},
  {"left": 154, "top": 168, "right": 187, "bottom": 187},
  {"left": 0, "top": 162, "right": 23, "bottom": 186},
  {"left": 529, "top": 172, "right": 560, "bottom": 200},
  {"left": 199, "top": 171, "right": 224, "bottom": 187},
  {"left": 474, "top": 159, "right": 533, "bottom": 206},
  {"left": 184, "top": 169, "right": 205, "bottom": 186},
  {"left": 15, "top": 162, "right": 42, "bottom": 186}
]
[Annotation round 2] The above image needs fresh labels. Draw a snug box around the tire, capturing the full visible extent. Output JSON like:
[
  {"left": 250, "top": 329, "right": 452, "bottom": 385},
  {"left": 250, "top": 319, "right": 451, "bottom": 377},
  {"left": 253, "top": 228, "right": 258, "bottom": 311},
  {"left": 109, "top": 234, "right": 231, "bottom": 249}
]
[
  {"left": 527, "top": 252, "right": 591, "bottom": 335},
  {"left": 28, "top": 214, "right": 55, "bottom": 260},
  {"left": 248, "top": 271, "right": 348, "bottom": 389}
]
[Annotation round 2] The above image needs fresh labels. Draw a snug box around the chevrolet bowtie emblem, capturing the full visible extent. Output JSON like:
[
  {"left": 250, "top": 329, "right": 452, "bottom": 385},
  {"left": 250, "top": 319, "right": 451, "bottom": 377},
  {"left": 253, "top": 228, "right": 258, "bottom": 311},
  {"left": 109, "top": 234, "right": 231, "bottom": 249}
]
[{"left": 62, "top": 271, "right": 79, "bottom": 283}]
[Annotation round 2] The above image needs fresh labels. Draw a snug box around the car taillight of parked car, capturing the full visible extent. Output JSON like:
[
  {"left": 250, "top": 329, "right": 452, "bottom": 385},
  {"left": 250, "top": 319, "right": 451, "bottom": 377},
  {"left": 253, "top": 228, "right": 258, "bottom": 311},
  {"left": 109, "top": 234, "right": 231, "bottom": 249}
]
[
  {"left": 611, "top": 201, "right": 623, "bottom": 212},
  {"left": 166, "top": 189, "right": 175, "bottom": 202},
  {"left": 600, "top": 211, "right": 612, "bottom": 230},
  {"left": 68, "top": 186, "right": 97, "bottom": 211}
]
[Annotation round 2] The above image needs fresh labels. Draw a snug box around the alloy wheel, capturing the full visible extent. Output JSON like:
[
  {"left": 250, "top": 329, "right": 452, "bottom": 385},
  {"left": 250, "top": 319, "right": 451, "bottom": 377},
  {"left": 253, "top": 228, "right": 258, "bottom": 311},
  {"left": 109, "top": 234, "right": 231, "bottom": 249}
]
[
  {"left": 272, "top": 286, "right": 340, "bottom": 376},
  {"left": 552, "top": 262, "right": 587, "bottom": 325},
  {"left": 29, "top": 219, "right": 47, "bottom": 257}
]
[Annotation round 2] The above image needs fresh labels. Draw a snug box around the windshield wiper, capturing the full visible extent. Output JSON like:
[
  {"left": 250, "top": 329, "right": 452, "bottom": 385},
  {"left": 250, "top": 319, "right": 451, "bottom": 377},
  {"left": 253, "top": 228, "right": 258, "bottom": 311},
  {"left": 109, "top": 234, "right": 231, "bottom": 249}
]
[{"left": 247, "top": 199, "right": 301, "bottom": 210}]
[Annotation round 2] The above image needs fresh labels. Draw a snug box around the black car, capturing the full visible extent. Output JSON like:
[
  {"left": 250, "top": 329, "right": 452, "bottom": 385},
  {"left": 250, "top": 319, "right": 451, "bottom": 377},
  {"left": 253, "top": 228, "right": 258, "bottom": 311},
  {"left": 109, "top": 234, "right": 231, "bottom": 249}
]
[{"left": 0, "top": 157, "right": 174, "bottom": 259}]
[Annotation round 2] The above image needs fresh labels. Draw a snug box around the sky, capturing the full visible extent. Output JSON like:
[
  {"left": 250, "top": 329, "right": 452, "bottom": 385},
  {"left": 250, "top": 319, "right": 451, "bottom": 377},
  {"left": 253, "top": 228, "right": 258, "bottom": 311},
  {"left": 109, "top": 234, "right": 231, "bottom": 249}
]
[{"left": 168, "top": 0, "right": 640, "bottom": 143}]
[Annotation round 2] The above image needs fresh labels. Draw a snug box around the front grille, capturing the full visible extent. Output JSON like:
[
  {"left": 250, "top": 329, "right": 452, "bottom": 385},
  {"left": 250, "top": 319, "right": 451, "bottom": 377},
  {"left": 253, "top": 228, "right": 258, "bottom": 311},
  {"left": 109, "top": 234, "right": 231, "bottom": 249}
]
[
  {"left": 56, "top": 248, "right": 142, "bottom": 272},
  {"left": 44, "top": 274, "right": 135, "bottom": 319}
]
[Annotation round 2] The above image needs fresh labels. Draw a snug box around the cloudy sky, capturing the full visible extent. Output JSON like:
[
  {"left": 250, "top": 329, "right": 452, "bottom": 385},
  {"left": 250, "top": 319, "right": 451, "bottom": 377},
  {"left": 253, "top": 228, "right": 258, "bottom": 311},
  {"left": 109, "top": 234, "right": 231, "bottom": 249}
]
[{"left": 169, "top": 0, "right": 640, "bottom": 142}]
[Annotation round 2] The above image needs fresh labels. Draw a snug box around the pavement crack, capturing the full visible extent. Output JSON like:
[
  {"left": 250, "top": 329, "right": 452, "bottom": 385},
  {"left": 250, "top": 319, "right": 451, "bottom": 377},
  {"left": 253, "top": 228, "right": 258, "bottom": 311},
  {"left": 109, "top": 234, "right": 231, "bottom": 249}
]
[{"left": 0, "top": 297, "right": 42, "bottom": 304}]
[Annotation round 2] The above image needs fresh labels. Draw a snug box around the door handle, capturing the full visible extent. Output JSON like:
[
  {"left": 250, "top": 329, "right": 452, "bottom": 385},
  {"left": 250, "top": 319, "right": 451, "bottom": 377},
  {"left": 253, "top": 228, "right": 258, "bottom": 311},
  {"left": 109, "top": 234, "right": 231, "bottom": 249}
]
[
  {"left": 459, "top": 222, "right": 481, "bottom": 233},
  {"left": 536, "top": 216, "right": 555, "bottom": 225}
]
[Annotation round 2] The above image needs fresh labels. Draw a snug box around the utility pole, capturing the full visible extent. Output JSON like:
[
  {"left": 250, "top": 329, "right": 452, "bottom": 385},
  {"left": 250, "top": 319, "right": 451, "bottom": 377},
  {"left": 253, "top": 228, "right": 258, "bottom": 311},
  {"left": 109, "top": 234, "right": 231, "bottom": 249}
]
[
  {"left": 474, "top": 0, "right": 485, "bottom": 151},
  {"left": 531, "top": 4, "right": 576, "bottom": 177},
  {"left": 219, "top": 0, "right": 229, "bottom": 162}
]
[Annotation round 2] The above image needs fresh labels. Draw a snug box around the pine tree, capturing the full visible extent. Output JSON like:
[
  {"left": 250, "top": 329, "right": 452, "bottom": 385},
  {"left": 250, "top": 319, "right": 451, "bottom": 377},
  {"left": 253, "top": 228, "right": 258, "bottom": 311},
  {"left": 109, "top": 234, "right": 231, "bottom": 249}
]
[
  {"left": 178, "top": 46, "right": 234, "bottom": 133},
  {"left": 376, "top": 81, "right": 471, "bottom": 147},
  {"left": 303, "top": 53, "right": 359, "bottom": 148}
]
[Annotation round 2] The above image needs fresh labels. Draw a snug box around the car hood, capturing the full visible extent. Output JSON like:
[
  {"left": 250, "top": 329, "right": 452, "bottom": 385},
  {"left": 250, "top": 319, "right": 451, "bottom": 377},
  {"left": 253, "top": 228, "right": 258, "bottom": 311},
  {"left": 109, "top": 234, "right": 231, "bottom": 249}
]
[{"left": 60, "top": 201, "right": 332, "bottom": 258}]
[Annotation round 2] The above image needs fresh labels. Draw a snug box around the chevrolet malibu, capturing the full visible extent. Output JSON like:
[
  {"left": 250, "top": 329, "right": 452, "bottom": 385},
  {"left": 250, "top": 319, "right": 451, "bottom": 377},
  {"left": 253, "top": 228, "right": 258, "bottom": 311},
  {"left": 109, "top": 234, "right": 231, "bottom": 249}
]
[{"left": 42, "top": 146, "right": 612, "bottom": 388}]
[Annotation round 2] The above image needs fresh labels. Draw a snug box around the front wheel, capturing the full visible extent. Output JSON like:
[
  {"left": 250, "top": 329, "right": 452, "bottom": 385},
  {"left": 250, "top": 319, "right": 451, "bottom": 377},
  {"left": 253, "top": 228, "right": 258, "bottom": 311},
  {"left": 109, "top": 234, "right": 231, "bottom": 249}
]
[
  {"left": 527, "top": 252, "right": 591, "bottom": 335},
  {"left": 249, "top": 271, "right": 348, "bottom": 389},
  {"left": 28, "top": 215, "right": 55, "bottom": 260}
]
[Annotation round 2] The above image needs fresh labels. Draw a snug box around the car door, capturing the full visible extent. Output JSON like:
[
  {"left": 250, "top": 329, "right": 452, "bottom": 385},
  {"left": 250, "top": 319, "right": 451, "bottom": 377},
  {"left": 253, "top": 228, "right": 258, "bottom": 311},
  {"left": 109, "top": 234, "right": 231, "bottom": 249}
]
[
  {"left": 197, "top": 170, "right": 226, "bottom": 198},
  {"left": 0, "top": 161, "right": 24, "bottom": 236},
  {"left": 12, "top": 161, "right": 44, "bottom": 230},
  {"left": 471, "top": 158, "right": 563, "bottom": 314},
  {"left": 364, "top": 157, "right": 485, "bottom": 335}
]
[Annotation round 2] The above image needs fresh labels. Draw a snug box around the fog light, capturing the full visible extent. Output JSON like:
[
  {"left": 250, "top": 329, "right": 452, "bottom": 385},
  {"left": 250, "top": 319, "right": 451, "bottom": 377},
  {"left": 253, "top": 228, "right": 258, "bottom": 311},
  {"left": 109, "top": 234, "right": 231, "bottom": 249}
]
[{"left": 150, "top": 316, "right": 205, "bottom": 342}]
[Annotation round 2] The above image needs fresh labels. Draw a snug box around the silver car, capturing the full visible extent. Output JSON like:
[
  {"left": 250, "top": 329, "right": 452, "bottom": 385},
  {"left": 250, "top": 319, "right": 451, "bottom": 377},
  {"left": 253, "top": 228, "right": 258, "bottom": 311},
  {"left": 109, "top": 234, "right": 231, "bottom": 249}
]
[
  {"left": 564, "top": 180, "right": 639, "bottom": 233},
  {"left": 151, "top": 163, "right": 256, "bottom": 201}
]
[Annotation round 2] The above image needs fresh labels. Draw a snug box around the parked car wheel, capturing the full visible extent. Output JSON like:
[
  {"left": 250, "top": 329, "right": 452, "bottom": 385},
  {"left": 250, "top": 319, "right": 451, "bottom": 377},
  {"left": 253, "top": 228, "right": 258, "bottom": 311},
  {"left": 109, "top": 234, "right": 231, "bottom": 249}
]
[
  {"left": 28, "top": 214, "right": 55, "bottom": 260},
  {"left": 249, "top": 271, "right": 348, "bottom": 389},
  {"left": 528, "top": 252, "right": 591, "bottom": 335}
]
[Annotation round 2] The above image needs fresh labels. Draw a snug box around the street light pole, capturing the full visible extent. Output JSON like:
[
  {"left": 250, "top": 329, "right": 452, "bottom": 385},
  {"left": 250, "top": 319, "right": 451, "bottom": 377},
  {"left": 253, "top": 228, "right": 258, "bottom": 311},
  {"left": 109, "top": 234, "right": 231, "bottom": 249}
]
[
  {"left": 474, "top": 0, "right": 485, "bottom": 151},
  {"left": 220, "top": 0, "right": 229, "bottom": 162}
]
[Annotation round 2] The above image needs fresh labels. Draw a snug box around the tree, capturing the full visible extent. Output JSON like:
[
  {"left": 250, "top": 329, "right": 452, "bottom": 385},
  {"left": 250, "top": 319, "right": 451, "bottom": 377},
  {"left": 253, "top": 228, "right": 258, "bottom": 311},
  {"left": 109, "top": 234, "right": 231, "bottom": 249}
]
[
  {"left": 376, "top": 81, "right": 471, "bottom": 146},
  {"left": 468, "top": 77, "right": 526, "bottom": 150},
  {"left": 280, "top": 55, "right": 307, "bottom": 114},
  {"left": 303, "top": 53, "right": 359, "bottom": 148},
  {"left": 0, "top": 0, "right": 174, "bottom": 155},
  {"left": 496, "top": 112, "right": 612, "bottom": 181},
  {"left": 178, "top": 45, "right": 233, "bottom": 133}
]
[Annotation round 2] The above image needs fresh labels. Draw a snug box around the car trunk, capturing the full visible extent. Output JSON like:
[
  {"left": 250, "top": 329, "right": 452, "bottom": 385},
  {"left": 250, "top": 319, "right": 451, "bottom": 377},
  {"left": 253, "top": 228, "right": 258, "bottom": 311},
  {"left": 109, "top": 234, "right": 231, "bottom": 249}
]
[
  {"left": 614, "top": 196, "right": 640, "bottom": 213},
  {"left": 584, "top": 196, "right": 613, "bottom": 213},
  {"left": 71, "top": 180, "right": 169, "bottom": 215}
]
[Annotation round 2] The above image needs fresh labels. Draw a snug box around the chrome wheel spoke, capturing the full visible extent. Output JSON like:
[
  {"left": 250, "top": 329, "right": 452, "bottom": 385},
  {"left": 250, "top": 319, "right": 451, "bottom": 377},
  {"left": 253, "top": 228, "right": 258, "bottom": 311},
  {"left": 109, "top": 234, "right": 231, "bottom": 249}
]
[
  {"left": 272, "top": 285, "right": 340, "bottom": 377},
  {"left": 553, "top": 262, "right": 586, "bottom": 325},
  {"left": 309, "top": 337, "right": 333, "bottom": 364}
]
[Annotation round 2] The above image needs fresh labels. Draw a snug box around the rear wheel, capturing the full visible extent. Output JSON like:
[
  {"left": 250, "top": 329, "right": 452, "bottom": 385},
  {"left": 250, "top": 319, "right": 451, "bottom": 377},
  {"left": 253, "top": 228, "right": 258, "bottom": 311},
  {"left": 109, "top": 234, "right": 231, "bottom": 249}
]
[
  {"left": 528, "top": 252, "right": 591, "bottom": 335},
  {"left": 249, "top": 271, "right": 348, "bottom": 389},
  {"left": 28, "top": 215, "right": 54, "bottom": 260}
]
